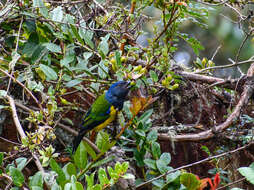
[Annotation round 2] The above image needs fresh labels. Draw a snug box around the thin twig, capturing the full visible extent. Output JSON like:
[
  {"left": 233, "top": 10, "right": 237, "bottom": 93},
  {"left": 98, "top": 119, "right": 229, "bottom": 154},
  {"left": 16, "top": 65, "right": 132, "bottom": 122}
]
[
  {"left": 0, "top": 137, "right": 21, "bottom": 146},
  {"left": 6, "top": 16, "right": 23, "bottom": 94},
  {"left": 234, "top": 29, "right": 254, "bottom": 76},
  {"left": 216, "top": 177, "right": 246, "bottom": 190},
  {"left": 93, "top": 0, "right": 108, "bottom": 15},
  {"left": 154, "top": 3, "right": 177, "bottom": 42},
  {"left": 2, "top": 173, "right": 13, "bottom": 190},
  {"left": 194, "top": 58, "right": 254, "bottom": 74},
  {"left": 0, "top": 67, "right": 43, "bottom": 111},
  {"left": 211, "top": 45, "right": 221, "bottom": 61}
]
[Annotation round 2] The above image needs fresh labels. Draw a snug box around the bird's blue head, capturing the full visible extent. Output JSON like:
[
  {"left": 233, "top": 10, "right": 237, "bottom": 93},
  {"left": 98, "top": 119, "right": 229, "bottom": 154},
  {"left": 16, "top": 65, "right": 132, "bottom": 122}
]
[{"left": 105, "top": 81, "right": 130, "bottom": 110}]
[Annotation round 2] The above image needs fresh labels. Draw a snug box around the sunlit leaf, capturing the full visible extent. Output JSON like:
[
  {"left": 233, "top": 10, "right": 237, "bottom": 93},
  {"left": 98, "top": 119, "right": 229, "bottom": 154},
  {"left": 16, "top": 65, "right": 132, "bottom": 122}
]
[
  {"left": 180, "top": 173, "right": 200, "bottom": 190},
  {"left": 98, "top": 168, "right": 109, "bottom": 186},
  {"left": 51, "top": 6, "right": 63, "bottom": 22}
]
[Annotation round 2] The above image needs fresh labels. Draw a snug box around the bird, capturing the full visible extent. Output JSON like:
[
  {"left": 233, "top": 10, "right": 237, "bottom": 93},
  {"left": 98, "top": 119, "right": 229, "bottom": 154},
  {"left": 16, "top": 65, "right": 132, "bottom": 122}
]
[{"left": 72, "top": 81, "right": 131, "bottom": 153}]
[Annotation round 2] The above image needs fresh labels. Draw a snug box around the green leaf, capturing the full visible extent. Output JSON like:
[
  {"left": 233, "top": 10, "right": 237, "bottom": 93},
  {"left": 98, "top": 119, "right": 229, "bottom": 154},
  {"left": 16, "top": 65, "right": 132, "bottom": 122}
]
[
  {"left": 156, "top": 159, "right": 171, "bottom": 174},
  {"left": 79, "top": 22, "right": 94, "bottom": 49},
  {"left": 33, "top": 0, "right": 48, "bottom": 18},
  {"left": 10, "top": 187, "right": 19, "bottom": 190},
  {"left": 122, "top": 173, "right": 135, "bottom": 180},
  {"left": 147, "top": 130, "right": 158, "bottom": 143},
  {"left": 135, "top": 129, "right": 146, "bottom": 137},
  {"left": 121, "top": 162, "right": 129, "bottom": 173},
  {"left": 65, "top": 79, "right": 83, "bottom": 88},
  {"left": 39, "top": 64, "right": 58, "bottom": 81},
  {"left": 74, "top": 141, "right": 87, "bottom": 169},
  {"left": 115, "top": 162, "right": 121, "bottom": 175},
  {"left": 43, "top": 43, "right": 61, "bottom": 53},
  {"left": 31, "top": 186, "right": 43, "bottom": 190},
  {"left": 238, "top": 166, "right": 254, "bottom": 184},
  {"left": 160, "top": 153, "right": 171, "bottom": 165},
  {"left": 25, "top": 19, "right": 36, "bottom": 32},
  {"left": 64, "top": 183, "right": 72, "bottom": 190},
  {"left": 107, "top": 166, "right": 117, "bottom": 180},
  {"left": 83, "top": 142, "right": 97, "bottom": 159},
  {"left": 98, "top": 168, "right": 109, "bottom": 186},
  {"left": 152, "top": 179, "right": 165, "bottom": 188},
  {"left": 166, "top": 170, "right": 181, "bottom": 183},
  {"left": 52, "top": 183, "right": 62, "bottom": 190},
  {"left": 29, "top": 171, "right": 43, "bottom": 188},
  {"left": 72, "top": 182, "right": 84, "bottom": 190},
  {"left": 139, "top": 109, "right": 153, "bottom": 124},
  {"left": 151, "top": 142, "right": 161, "bottom": 159},
  {"left": 98, "top": 60, "right": 109, "bottom": 79},
  {"left": 63, "top": 163, "right": 76, "bottom": 180},
  {"left": 71, "top": 24, "right": 83, "bottom": 45},
  {"left": 115, "top": 51, "right": 121, "bottom": 67},
  {"left": 91, "top": 155, "right": 115, "bottom": 169},
  {"left": 60, "top": 55, "right": 75, "bottom": 68},
  {"left": 249, "top": 162, "right": 254, "bottom": 169},
  {"left": 49, "top": 159, "right": 66, "bottom": 184},
  {"left": 0, "top": 152, "right": 3, "bottom": 165},
  {"left": 98, "top": 34, "right": 110, "bottom": 58},
  {"left": 91, "top": 184, "right": 102, "bottom": 190},
  {"left": 149, "top": 70, "right": 158, "bottom": 82},
  {"left": 134, "top": 149, "right": 145, "bottom": 167},
  {"left": 85, "top": 173, "right": 95, "bottom": 189},
  {"left": 144, "top": 159, "right": 157, "bottom": 170},
  {"left": 16, "top": 157, "right": 27, "bottom": 171},
  {"left": 31, "top": 45, "right": 47, "bottom": 63},
  {"left": 9, "top": 166, "right": 25, "bottom": 187},
  {"left": 0, "top": 90, "right": 7, "bottom": 98},
  {"left": 180, "top": 173, "right": 200, "bottom": 190},
  {"left": 9, "top": 52, "right": 20, "bottom": 70},
  {"left": 96, "top": 131, "right": 110, "bottom": 152},
  {"left": 51, "top": 6, "right": 63, "bottom": 22}
]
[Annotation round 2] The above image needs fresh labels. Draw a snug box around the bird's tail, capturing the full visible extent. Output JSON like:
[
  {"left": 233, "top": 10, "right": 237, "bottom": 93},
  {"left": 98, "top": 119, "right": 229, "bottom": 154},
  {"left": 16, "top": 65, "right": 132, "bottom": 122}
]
[{"left": 72, "top": 128, "right": 89, "bottom": 154}]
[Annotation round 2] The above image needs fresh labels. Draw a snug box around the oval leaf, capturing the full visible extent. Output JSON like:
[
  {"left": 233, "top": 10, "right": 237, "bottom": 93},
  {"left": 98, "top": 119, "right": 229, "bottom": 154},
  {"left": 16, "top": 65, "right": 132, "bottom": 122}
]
[
  {"left": 180, "top": 173, "right": 200, "bottom": 190},
  {"left": 74, "top": 141, "right": 87, "bottom": 169},
  {"left": 39, "top": 64, "right": 58, "bottom": 80},
  {"left": 10, "top": 166, "right": 24, "bottom": 187}
]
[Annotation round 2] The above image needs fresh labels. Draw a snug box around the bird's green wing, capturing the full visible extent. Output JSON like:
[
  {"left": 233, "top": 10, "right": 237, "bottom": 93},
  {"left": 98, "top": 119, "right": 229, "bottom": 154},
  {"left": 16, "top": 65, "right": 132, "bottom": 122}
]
[
  {"left": 72, "top": 94, "right": 112, "bottom": 152},
  {"left": 82, "top": 93, "right": 112, "bottom": 129}
]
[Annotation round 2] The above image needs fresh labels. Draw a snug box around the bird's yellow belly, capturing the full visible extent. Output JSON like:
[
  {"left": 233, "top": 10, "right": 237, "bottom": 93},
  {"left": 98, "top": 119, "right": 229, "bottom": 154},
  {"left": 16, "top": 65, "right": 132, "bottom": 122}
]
[{"left": 94, "top": 106, "right": 117, "bottom": 132}]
